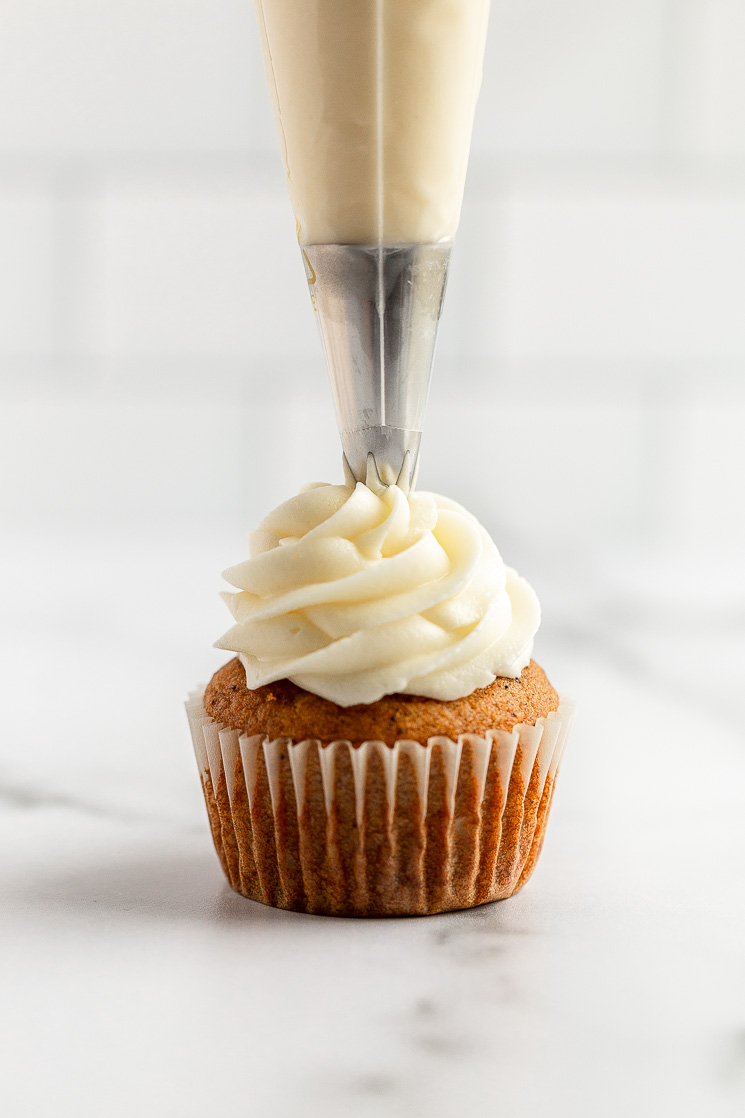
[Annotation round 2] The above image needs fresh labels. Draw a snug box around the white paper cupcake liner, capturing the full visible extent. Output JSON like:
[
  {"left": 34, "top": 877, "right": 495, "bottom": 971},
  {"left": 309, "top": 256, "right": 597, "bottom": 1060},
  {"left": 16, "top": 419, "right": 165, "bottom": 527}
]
[{"left": 185, "top": 689, "right": 575, "bottom": 917}]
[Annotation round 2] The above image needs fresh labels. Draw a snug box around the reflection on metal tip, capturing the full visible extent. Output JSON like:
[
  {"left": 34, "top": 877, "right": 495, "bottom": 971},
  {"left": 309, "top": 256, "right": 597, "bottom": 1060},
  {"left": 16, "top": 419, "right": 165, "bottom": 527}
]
[{"left": 303, "top": 242, "right": 451, "bottom": 489}]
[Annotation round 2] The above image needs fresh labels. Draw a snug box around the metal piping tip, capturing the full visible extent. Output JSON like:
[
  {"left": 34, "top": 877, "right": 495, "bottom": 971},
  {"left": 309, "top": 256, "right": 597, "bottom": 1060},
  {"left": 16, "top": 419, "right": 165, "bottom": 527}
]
[
  {"left": 342, "top": 447, "right": 419, "bottom": 493},
  {"left": 302, "top": 242, "right": 451, "bottom": 492}
]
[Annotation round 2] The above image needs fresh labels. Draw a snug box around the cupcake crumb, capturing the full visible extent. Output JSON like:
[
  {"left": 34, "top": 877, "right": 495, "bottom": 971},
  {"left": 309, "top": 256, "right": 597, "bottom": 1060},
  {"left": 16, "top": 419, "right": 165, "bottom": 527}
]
[{"left": 205, "top": 658, "right": 559, "bottom": 743}]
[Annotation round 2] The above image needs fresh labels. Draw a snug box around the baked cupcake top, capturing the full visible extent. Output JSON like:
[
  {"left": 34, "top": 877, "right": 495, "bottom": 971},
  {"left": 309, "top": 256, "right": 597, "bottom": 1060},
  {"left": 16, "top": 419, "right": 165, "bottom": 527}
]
[
  {"left": 205, "top": 657, "right": 558, "bottom": 744},
  {"left": 216, "top": 481, "right": 540, "bottom": 707}
]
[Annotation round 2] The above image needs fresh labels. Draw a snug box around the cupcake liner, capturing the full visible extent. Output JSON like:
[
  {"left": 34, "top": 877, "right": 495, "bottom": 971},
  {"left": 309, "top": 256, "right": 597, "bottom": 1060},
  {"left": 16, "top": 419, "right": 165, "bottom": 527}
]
[{"left": 185, "top": 689, "right": 575, "bottom": 917}]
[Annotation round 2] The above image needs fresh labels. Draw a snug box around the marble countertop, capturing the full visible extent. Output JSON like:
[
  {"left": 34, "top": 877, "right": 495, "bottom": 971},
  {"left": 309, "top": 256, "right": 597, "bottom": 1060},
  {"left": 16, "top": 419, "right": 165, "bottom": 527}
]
[{"left": 2, "top": 531, "right": 744, "bottom": 1118}]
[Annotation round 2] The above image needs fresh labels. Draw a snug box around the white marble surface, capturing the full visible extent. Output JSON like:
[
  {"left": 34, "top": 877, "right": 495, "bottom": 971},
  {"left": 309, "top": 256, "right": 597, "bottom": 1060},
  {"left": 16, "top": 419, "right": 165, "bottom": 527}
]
[{"left": 2, "top": 530, "right": 745, "bottom": 1118}]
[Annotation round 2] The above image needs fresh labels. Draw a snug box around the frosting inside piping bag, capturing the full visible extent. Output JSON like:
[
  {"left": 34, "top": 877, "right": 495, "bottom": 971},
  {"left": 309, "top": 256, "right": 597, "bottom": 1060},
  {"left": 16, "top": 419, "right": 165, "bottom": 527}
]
[
  {"left": 254, "top": 0, "right": 491, "bottom": 244},
  {"left": 216, "top": 482, "right": 540, "bottom": 707}
]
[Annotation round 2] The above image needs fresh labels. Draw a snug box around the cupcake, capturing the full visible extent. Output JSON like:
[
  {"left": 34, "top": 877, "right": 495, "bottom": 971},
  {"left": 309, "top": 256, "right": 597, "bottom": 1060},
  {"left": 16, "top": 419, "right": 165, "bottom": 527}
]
[{"left": 186, "top": 480, "right": 573, "bottom": 916}]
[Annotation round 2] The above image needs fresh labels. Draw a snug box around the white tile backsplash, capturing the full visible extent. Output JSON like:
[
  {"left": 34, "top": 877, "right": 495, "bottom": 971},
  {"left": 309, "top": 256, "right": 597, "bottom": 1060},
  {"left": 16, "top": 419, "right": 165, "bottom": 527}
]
[
  {"left": 496, "top": 183, "right": 745, "bottom": 362},
  {"left": 0, "top": 187, "right": 55, "bottom": 354},
  {"left": 703, "top": 0, "right": 745, "bottom": 155},
  {"left": 91, "top": 180, "right": 314, "bottom": 359},
  {"left": 420, "top": 392, "right": 647, "bottom": 547},
  {"left": 1, "top": 0, "right": 744, "bottom": 558},
  {"left": 475, "top": 0, "right": 668, "bottom": 155},
  {"left": 671, "top": 0, "right": 745, "bottom": 156},
  {"left": 0, "top": 0, "right": 265, "bottom": 152},
  {"left": 0, "top": 397, "right": 245, "bottom": 522},
  {"left": 674, "top": 390, "right": 745, "bottom": 551},
  {"left": 0, "top": 380, "right": 344, "bottom": 529}
]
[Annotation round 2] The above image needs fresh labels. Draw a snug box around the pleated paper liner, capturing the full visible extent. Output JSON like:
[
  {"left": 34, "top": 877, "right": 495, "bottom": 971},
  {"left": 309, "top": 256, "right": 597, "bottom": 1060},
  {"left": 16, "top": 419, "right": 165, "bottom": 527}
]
[{"left": 185, "top": 688, "right": 574, "bottom": 917}]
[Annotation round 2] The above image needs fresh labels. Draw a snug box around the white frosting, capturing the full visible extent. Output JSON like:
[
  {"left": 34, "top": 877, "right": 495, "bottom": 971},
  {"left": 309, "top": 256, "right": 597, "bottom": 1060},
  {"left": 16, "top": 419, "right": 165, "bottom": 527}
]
[{"left": 216, "top": 482, "right": 540, "bottom": 707}]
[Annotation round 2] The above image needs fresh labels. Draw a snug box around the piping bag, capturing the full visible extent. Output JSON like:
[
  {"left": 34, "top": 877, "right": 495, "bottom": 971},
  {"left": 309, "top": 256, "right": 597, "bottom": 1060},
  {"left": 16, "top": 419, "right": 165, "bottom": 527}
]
[{"left": 254, "top": 0, "right": 491, "bottom": 490}]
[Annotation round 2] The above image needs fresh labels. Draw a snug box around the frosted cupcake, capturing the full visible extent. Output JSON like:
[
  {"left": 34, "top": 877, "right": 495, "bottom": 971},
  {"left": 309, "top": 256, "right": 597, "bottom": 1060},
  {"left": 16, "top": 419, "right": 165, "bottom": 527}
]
[{"left": 186, "top": 481, "right": 573, "bottom": 916}]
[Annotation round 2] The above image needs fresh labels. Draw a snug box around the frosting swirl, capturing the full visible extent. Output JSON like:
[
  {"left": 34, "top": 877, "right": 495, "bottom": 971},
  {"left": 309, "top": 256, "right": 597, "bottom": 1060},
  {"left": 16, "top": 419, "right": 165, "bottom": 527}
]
[{"left": 216, "top": 482, "right": 540, "bottom": 707}]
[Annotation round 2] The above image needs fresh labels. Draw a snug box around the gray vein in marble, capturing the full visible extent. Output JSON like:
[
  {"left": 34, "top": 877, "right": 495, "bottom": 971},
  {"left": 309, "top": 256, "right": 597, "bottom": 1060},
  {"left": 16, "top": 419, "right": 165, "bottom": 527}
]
[
  {"left": 348, "top": 1073, "right": 401, "bottom": 1097},
  {"left": 0, "top": 773, "right": 125, "bottom": 818},
  {"left": 0, "top": 769, "right": 203, "bottom": 834}
]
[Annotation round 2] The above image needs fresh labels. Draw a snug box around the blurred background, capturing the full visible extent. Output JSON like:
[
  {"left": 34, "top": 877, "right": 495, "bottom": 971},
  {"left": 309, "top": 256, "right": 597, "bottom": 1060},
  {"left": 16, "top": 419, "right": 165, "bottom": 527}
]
[{"left": 1, "top": 0, "right": 744, "bottom": 729}]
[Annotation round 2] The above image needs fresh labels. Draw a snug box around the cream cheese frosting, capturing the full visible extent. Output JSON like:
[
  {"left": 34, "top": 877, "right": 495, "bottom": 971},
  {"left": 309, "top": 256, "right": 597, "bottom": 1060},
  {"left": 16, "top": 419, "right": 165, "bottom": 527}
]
[
  {"left": 216, "top": 482, "right": 540, "bottom": 707},
  {"left": 254, "top": 0, "right": 491, "bottom": 244}
]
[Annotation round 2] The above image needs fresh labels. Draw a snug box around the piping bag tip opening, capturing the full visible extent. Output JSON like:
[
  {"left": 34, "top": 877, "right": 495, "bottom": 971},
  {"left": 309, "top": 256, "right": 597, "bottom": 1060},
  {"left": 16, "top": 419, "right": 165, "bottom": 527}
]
[
  {"left": 305, "top": 242, "right": 452, "bottom": 493},
  {"left": 343, "top": 446, "right": 419, "bottom": 494}
]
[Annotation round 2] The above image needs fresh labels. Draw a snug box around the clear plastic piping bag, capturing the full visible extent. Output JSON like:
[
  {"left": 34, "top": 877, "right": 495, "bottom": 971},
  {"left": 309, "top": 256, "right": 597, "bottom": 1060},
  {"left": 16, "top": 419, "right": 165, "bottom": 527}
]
[{"left": 254, "top": 0, "right": 491, "bottom": 488}]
